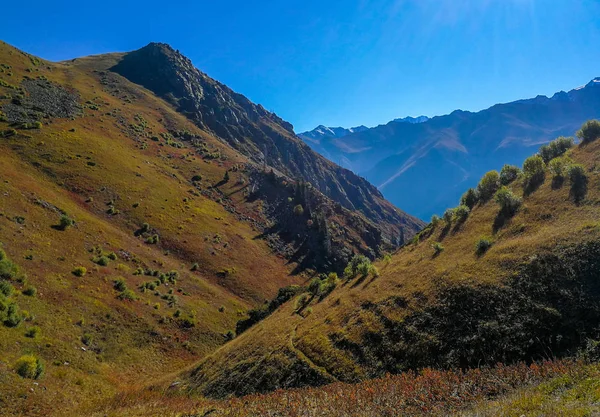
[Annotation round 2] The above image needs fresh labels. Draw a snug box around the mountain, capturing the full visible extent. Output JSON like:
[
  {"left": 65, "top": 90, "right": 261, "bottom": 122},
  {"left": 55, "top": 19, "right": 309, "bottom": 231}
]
[
  {"left": 177, "top": 133, "right": 600, "bottom": 402},
  {"left": 0, "top": 40, "right": 422, "bottom": 416},
  {"left": 298, "top": 125, "right": 369, "bottom": 143},
  {"left": 109, "top": 43, "right": 423, "bottom": 249},
  {"left": 300, "top": 79, "right": 600, "bottom": 220},
  {"left": 392, "top": 115, "right": 429, "bottom": 124}
]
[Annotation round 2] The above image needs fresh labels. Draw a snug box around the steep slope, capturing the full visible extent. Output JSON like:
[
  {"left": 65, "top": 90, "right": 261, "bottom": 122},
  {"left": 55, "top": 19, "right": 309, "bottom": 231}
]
[
  {"left": 107, "top": 43, "right": 423, "bottom": 244},
  {"left": 180, "top": 134, "right": 600, "bottom": 398},
  {"left": 0, "top": 39, "right": 422, "bottom": 416},
  {"left": 301, "top": 80, "right": 600, "bottom": 220}
]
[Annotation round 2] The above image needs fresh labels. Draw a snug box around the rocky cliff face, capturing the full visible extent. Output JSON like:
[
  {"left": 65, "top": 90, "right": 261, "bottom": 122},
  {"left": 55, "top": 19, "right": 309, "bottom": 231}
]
[{"left": 111, "top": 43, "right": 424, "bottom": 242}]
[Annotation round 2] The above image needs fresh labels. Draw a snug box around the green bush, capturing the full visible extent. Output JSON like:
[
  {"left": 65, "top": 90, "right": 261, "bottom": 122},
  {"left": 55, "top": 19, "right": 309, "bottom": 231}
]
[
  {"left": 81, "top": 333, "right": 93, "bottom": 346},
  {"left": 499, "top": 165, "right": 521, "bottom": 185},
  {"left": 548, "top": 156, "right": 573, "bottom": 178},
  {"left": 2, "top": 302, "right": 22, "bottom": 327},
  {"left": 454, "top": 205, "right": 470, "bottom": 222},
  {"left": 432, "top": 242, "right": 444, "bottom": 256},
  {"left": 576, "top": 119, "right": 600, "bottom": 143},
  {"left": 539, "top": 137, "right": 574, "bottom": 164},
  {"left": 477, "top": 171, "right": 500, "bottom": 201},
  {"left": 293, "top": 204, "right": 304, "bottom": 216},
  {"left": 475, "top": 238, "right": 492, "bottom": 256},
  {"left": 58, "top": 215, "right": 74, "bottom": 230},
  {"left": 145, "top": 234, "right": 159, "bottom": 244},
  {"left": 344, "top": 255, "right": 373, "bottom": 279},
  {"left": 0, "top": 257, "right": 19, "bottom": 280},
  {"left": 107, "top": 252, "right": 118, "bottom": 261},
  {"left": 117, "top": 289, "right": 136, "bottom": 301},
  {"left": 430, "top": 214, "right": 441, "bottom": 226},
  {"left": 568, "top": 164, "right": 588, "bottom": 203},
  {"left": 72, "top": 266, "right": 87, "bottom": 277},
  {"left": 442, "top": 208, "right": 455, "bottom": 224},
  {"left": 113, "top": 278, "right": 127, "bottom": 292},
  {"left": 495, "top": 186, "right": 522, "bottom": 215},
  {"left": 22, "top": 286, "right": 36, "bottom": 297},
  {"left": 15, "top": 355, "right": 44, "bottom": 379},
  {"left": 191, "top": 175, "right": 202, "bottom": 182},
  {"left": 308, "top": 277, "right": 322, "bottom": 296},
  {"left": 460, "top": 188, "right": 479, "bottom": 209},
  {"left": 93, "top": 256, "right": 110, "bottom": 266},
  {"left": 25, "top": 326, "right": 40, "bottom": 338},
  {"left": 0, "top": 280, "right": 14, "bottom": 297},
  {"left": 523, "top": 155, "right": 545, "bottom": 192}
]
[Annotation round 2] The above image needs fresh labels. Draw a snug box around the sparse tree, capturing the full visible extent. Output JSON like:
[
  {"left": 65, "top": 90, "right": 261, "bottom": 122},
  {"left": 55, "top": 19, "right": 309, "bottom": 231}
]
[
  {"left": 576, "top": 120, "right": 600, "bottom": 144},
  {"left": 499, "top": 165, "right": 521, "bottom": 185},
  {"left": 477, "top": 171, "right": 500, "bottom": 201}
]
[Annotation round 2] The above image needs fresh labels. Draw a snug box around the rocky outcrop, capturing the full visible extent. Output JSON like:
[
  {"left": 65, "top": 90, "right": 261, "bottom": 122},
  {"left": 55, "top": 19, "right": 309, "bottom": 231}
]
[{"left": 111, "top": 43, "right": 424, "bottom": 243}]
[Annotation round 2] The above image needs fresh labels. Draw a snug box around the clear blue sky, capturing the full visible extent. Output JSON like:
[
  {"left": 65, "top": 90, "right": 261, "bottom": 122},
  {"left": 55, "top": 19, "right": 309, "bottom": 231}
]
[{"left": 2, "top": 0, "right": 600, "bottom": 132}]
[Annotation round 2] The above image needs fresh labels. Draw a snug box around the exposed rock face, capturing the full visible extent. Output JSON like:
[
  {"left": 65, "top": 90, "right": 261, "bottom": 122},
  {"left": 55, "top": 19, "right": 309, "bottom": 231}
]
[
  {"left": 2, "top": 78, "right": 81, "bottom": 124},
  {"left": 111, "top": 43, "right": 424, "bottom": 243}
]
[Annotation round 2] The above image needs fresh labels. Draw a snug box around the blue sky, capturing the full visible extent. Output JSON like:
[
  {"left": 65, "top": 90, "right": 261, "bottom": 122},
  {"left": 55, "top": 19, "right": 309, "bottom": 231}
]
[{"left": 2, "top": 0, "right": 600, "bottom": 132}]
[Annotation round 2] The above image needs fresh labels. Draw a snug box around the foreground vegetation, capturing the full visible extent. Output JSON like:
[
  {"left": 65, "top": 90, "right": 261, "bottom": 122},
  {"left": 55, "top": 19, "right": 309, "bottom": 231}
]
[{"left": 86, "top": 359, "right": 599, "bottom": 416}]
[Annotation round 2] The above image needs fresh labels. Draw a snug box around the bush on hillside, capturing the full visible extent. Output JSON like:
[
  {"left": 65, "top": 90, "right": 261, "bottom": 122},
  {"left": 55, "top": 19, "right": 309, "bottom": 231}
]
[
  {"left": 495, "top": 186, "right": 522, "bottom": 216},
  {"left": 72, "top": 266, "right": 87, "bottom": 277},
  {"left": 475, "top": 238, "right": 492, "bottom": 256},
  {"left": 576, "top": 119, "right": 600, "bottom": 144},
  {"left": 539, "top": 137, "right": 574, "bottom": 164},
  {"left": 522, "top": 155, "right": 545, "bottom": 194},
  {"left": 499, "top": 165, "right": 521, "bottom": 185},
  {"left": 460, "top": 188, "right": 479, "bottom": 209},
  {"left": 58, "top": 214, "right": 74, "bottom": 230},
  {"left": 442, "top": 208, "right": 455, "bottom": 225},
  {"left": 15, "top": 355, "right": 44, "bottom": 379},
  {"left": 454, "top": 205, "right": 470, "bottom": 223},
  {"left": 477, "top": 171, "right": 500, "bottom": 201},
  {"left": 568, "top": 164, "right": 588, "bottom": 204},
  {"left": 293, "top": 204, "right": 304, "bottom": 216},
  {"left": 431, "top": 242, "right": 444, "bottom": 256}
]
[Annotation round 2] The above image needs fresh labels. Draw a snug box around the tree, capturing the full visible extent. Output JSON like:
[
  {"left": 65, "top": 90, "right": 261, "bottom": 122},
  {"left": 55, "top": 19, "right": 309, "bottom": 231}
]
[
  {"left": 58, "top": 215, "right": 74, "bottom": 231},
  {"left": 454, "top": 205, "right": 470, "bottom": 222},
  {"left": 494, "top": 186, "right": 522, "bottom": 215},
  {"left": 499, "top": 165, "right": 521, "bottom": 185},
  {"left": 477, "top": 171, "right": 500, "bottom": 201},
  {"left": 522, "top": 155, "right": 545, "bottom": 193},
  {"left": 539, "top": 137, "right": 574, "bottom": 164},
  {"left": 443, "top": 208, "right": 455, "bottom": 224},
  {"left": 460, "top": 188, "right": 479, "bottom": 209},
  {"left": 576, "top": 120, "right": 600, "bottom": 144},
  {"left": 223, "top": 170, "right": 230, "bottom": 182},
  {"left": 548, "top": 156, "right": 573, "bottom": 178},
  {"left": 568, "top": 164, "right": 588, "bottom": 204}
]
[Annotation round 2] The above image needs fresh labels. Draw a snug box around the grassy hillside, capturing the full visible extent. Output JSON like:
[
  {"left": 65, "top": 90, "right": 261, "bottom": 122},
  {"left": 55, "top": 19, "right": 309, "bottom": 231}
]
[
  {"left": 182, "top": 135, "right": 600, "bottom": 398},
  {"left": 0, "top": 40, "right": 312, "bottom": 415}
]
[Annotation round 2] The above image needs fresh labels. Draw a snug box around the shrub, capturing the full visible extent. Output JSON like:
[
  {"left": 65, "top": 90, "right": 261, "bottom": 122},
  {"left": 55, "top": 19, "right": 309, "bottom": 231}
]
[
  {"left": 477, "top": 171, "right": 500, "bottom": 201},
  {"left": 539, "top": 136, "right": 574, "bottom": 163},
  {"left": 72, "top": 266, "right": 87, "bottom": 277},
  {"left": 81, "top": 333, "right": 93, "bottom": 346},
  {"left": 454, "top": 205, "right": 470, "bottom": 222},
  {"left": 308, "top": 277, "right": 322, "bottom": 296},
  {"left": 145, "top": 234, "right": 159, "bottom": 244},
  {"left": 295, "top": 294, "right": 310, "bottom": 311},
  {"left": 475, "top": 238, "right": 492, "bottom": 256},
  {"left": 113, "top": 279, "right": 127, "bottom": 292},
  {"left": 568, "top": 164, "right": 588, "bottom": 203},
  {"left": 523, "top": 155, "right": 545, "bottom": 192},
  {"left": 0, "top": 257, "right": 20, "bottom": 280},
  {"left": 191, "top": 262, "right": 199, "bottom": 271},
  {"left": 548, "top": 156, "right": 573, "bottom": 178},
  {"left": 460, "top": 188, "right": 479, "bottom": 209},
  {"left": 443, "top": 208, "right": 455, "bottom": 224},
  {"left": 432, "top": 242, "right": 444, "bottom": 256},
  {"left": 0, "top": 280, "right": 14, "bottom": 297},
  {"left": 576, "top": 119, "right": 600, "bottom": 143},
  {"left": 15, "top": 355, "right": 44, "bottom": 379},
  {"left": 22, "top": 286, "right": 36, "bottom": 297},
  {"left": 293, "top": 204, "right": 304, "bottom": 216},
  {"left": 191, "top": 175, "right": 202, "bottom": 182},
  {"left": 2, "top": 302, "right": 23, "bottom": 327},
  {"left": 93, "top": 256, "right": 110, "bottom": 266},
  {"left": 430, "top": 214, "right": 441, "bottom": 226},
  {"left": 107, "top": 252, "right": 118, "bottom": 261},
  {"left": 25, "top": 326, "right": 40, "bottom": 338},
  {"left": 499, "top": 165, "right": 521, "bottom": 185},
  {"left": 117, "top": 289, "right": 136, "bottom": 301},
  {"left": 495, "top": 186, "right": 522, "bottom": 215},
  {"left": 58, "top": 215, "right": 74, "bottom": 230}
]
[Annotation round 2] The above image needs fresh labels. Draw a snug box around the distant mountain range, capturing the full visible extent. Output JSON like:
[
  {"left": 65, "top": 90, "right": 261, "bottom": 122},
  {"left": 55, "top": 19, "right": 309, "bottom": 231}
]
[{"left": 298, "top": 79, "right": 600, "bottom": 220}]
